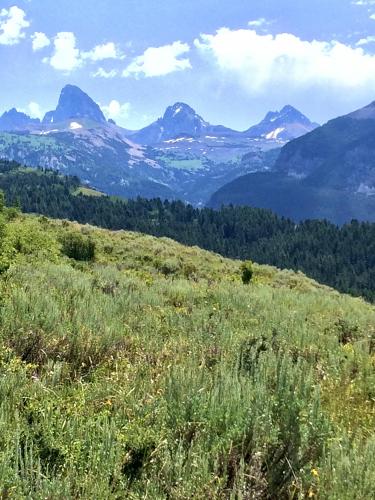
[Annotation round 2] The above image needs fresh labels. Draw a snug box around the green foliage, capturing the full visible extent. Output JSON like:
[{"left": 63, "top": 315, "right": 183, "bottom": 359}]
[
  {"left": 0, "top": 213, "right": 373, "bottom": 497},
  {"left": 241, "top": 260, "right": 253, "bottom": 284},
  {"left": 0, "top": 217, "right": 60, "bottom": 272},
  {"left": 60, "top": 231, "right": 95, "bottom": 261},
  {"left": 0, "top": 159, "right": 375, "bottom": 302}
]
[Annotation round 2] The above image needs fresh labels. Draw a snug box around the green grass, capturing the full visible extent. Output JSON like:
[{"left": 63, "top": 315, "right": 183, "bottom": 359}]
[
  {"left": 74, "top": 186, "right": 105, "bottom": 197},
  {"left": 0, "top": 213, "right": 374, "bottom": 498},
  {"left": 0, "top": 132, "right": 59, "bottom": 150}
]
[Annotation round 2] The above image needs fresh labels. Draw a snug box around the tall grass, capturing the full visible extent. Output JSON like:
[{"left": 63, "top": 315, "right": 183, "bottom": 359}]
[{"left": 0, "top": 214, "right": 373, "bottom": 497}]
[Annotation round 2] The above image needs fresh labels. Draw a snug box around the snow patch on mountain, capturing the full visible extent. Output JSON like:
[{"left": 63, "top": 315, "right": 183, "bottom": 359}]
[
  {"left": 173, "top": 106, "right": 182, "bottom": 117},
  {"left": 164, "top": 137, "right": 196, "bottom": 144},
  {"left": 265, "top": 128, "right": 285, "bottom": 140},
  {"left": 70, "top": 122, "right": 83, "bottom": 130}
]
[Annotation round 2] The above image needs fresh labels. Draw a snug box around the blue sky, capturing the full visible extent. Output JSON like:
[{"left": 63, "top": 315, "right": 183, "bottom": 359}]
[{"left": 1, "top": 0, "right": 375, "bottom": 129}]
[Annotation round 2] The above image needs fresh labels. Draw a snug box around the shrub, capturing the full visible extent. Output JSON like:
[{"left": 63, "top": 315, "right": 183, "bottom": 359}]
[
  {"left": 60, "top": 232, "right": 95, "bottom": 261},
  {"left": 240, "top": 260, "right": 253, "bottom": 284}
]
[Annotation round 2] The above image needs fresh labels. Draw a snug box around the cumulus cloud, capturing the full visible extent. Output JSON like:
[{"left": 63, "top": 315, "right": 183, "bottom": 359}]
[
  {"left": 0, "top": 6, "right": 30, "bottom": 45},
  {"left": 18, "top": 101, "right": 44, "bottom": 119},
  {"left": 371, "top": 13, "right": 375, "bottom": 19},
  {"left": 123, "top": 41, "right": 191, "bottom": 78},
  {"left": 194, "top": 28, "right": 375, "bottom": 93},
  {"left": 44, "top": 32, "right": 81, "bottom": 72},
  {"left": 27, "top": 101, "right": 43, "bottom": 119},
  {"left": 82, "top": 42, "right": 124, "bottom": 61},
  {"left": 91, "top": 67, "right": 118, "bottom": 78},
  {"left": 44, "top": 34, "right": 124, "bottom": 72},
  {"left": 31, "top": 31, "right": 50, "bottom": 51},
  {"left": 102, "top": 100, "right": 131, "bottom": 123}
]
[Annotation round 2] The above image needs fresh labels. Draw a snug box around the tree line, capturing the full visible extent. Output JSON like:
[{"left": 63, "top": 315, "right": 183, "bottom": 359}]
[{"left": 1, "top": 159, "right": 374, "bottom": 301}]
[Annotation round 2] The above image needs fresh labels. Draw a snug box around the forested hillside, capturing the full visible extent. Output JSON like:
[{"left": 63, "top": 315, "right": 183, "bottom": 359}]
[
  {"left": 0, "top": 204, "right": 373, "bottom": 497},
  {"left": 1, "top": 159, "right": 374, "bottom": 302}
]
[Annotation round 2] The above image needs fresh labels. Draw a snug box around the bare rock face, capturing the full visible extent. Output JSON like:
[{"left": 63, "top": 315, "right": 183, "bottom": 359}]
[{"left": 42, "top": 85, "right": 106, "bottom": 125}]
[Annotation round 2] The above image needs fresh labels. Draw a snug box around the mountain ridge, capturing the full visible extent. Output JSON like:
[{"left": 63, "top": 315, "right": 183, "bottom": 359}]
[
  {"left": 0, "top": 108, "right": 41, "bottom": 131},
  {"left": 208, "top": 99, "right": 375, "bottom": 223},
  {"left": 130, "top": 102, "right": 317, "bottom": 145},
  {"left": 244, "top": 104, "right": 319, "bottom": 141},
  {"left": 130, "top": 102, "right": 240, "bottom": 144}
]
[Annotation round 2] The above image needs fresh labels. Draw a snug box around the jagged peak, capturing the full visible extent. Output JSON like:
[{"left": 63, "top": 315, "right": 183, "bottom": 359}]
[
  {"left": 43, "top": 84, "right": 106, "bottom": 125},
  {"left": 2, "top": 107, "right": 32, "bottom": 118},
  {"left": 280, "top": 104, "right": 300, "bottom": 114},
  {"left": 163, "top": 102, "right": 202, "bottom": 120},
  {"left": 263, "top": 105, "right": 311, "bottom": 124}
]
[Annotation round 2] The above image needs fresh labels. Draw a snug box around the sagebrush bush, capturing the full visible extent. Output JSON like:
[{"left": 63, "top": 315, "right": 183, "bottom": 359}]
[
  {"left": 241, "top": 260, "right": 254, "bottom": 284},
  {"left": 0, "top": 215, "right": 373, "bottom": 498},
  {"left": 60, "top": 231, "right": 95, "bottom": 261}
]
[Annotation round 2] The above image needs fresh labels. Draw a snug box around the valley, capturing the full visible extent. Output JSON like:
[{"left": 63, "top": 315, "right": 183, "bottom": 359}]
[
  {"left": 0, "top": 85, "right": 310, "bottom": 206},
  {"left": 1, "top": 84, "right": 375, "bottom": 224},
  {"left": 2, "top": 1, "right": 375, "bottom": 497}
]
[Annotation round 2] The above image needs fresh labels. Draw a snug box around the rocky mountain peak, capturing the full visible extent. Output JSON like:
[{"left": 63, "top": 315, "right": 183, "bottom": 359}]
[
  {"left": 42, "top": 85, "right": 106, "bottom": 125},
  {"left": 0, "top": 108, "right": 40, "bottom": 131},
  {"left": 246, "top": 105, "right": 318, "bottom": 141}
]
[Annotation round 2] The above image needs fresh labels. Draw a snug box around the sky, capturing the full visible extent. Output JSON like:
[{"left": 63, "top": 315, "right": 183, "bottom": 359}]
[{"left": 1, "top": 0, "right": 375, "bottom": 130}]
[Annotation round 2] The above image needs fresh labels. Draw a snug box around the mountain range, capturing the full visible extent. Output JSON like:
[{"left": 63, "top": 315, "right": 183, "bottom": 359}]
[
  {"left": 0, "top": 85, "right": 314, "bottom": 204},
  {"left": 129, "top": 102, "right": 318, "bottom": 145},
  {"left": 209, "top": 101, "right": 375, "bottom": 223},
  {"left": 1, "top": 84, "right": 375, "bottom": 223}
]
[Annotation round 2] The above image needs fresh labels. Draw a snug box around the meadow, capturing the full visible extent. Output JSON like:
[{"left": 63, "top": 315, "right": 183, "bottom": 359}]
[{"left": 0, "top": 208, "right": 374, "bottom": 498}]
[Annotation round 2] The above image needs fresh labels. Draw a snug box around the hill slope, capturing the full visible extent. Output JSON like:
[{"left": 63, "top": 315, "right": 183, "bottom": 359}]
[
  {"left": 0, "top": 209, "right": 374, "bottom": 498},
  {"left": 208, "top": 171, "right": 375, "bottom": 224},
  {"left": 1, "top": 159, "right": 375, "bottom": 302},
  {"left": 275, "top": 104, "right": 375, "bottom": 192},
  {"left": 209, "top": 100, "right": 375, "bottom": 223}
]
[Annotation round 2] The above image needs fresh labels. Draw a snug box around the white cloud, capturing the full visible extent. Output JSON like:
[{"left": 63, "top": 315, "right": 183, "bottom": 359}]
[
  {"left": 27, "top": 101, "right": 43, "bottom": 119},
  {"left": 44, "top": 32, "right": 81, "bottom": 72},
  {"left": 0, "top": 6, "right": 30, "bottom": 45},
  {"left": 356, "top": 35, "right": 375, "bottom": 45},
  {"left": 102, "top": 100, "right": 131, "bottom": 123},
  {"left": 248, "top": 18, "right": 269, "bottom": 27},
  {"left": 82, "top": 42, "right": 124, "bottom": 61},
  {"left": 195, "top": 28, "right": 375, "bottom": 93},
  {"left": 123, "top": 41, "right": 191, "bottom": 77},
  {"left": 18, "top": 101, "right": 43, "bottom": 119},
  {"left": 370, "top": 13, "right": 375, "bottom": 19},
  {"left": 44, "top": 34, "right": 124, "bottom": 73},
  {"left": 91, "top": 67, "right": 118, "bottom": 78},
  {"left": 352, "top": 1, "right": 375, "bottom": 5},
  {"left": 31, "top": 31, "right": 50, "bottom": 51}
]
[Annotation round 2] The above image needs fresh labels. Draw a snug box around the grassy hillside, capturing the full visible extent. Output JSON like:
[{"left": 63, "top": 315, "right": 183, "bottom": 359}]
[
  {"left": 0, "top": 209, "right": 374, "bottom": 498},
  {"left": 1, "top": 159, "right": 375, "bottom": 303}
]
